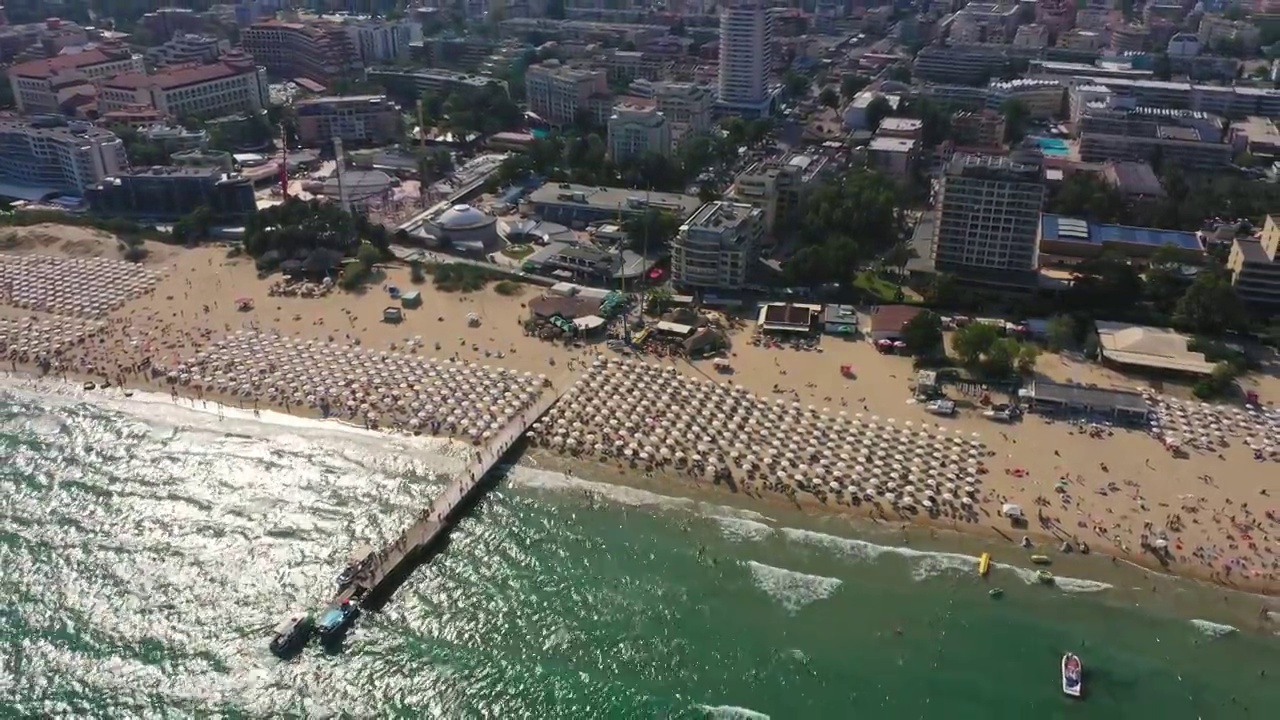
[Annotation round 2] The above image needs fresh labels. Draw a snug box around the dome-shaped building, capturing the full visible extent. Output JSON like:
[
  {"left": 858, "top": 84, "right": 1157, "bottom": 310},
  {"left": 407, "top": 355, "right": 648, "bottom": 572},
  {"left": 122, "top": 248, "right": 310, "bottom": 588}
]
[{"left": 422, "top": 203, "right": 499, "bottom": 251}]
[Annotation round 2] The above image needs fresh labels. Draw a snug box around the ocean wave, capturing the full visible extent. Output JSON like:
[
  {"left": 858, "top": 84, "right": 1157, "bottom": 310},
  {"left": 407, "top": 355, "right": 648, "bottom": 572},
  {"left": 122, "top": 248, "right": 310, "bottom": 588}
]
[
  {"left": 714, "top": 517, "right": 774, "bottom": 543},
  {"left": 505, "top": 465, "right": 777, "bottom": 526},
  {"left": 744, "top": 560, "right": 842, "bottom": 613},
  {"left": 783, "top": 527, "right": 1115, "bottom": 591},
  {"left": 781, "top": 527, "right": 974, "bottom": 580},
  {"left": 1004, "top": 565, "right": 1114, "bottom": 593},
  {"left": 1189, "top": 619, "right": 1238, "bottom": 638},
  {"left": 695, "top": 705, "right": 771, "bottom": 720}
]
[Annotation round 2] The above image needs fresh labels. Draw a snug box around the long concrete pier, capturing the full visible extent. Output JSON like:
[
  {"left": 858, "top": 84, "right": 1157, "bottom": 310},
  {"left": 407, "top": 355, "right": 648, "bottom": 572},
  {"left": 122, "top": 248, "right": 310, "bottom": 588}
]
[{"left": 313, "top": 376, "right": 573, "bottom": 625}]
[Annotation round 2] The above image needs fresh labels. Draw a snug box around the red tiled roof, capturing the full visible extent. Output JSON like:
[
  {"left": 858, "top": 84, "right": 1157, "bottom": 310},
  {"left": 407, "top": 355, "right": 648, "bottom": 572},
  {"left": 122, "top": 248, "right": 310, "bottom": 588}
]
[
  {"left": 9, "top": 48, "right": 119, "bottom": 79},
  {"left": 868, "top": 304, "right": 923, "bottom": 333},
  {"left": 104, "top": 61, "right": 252, "bottom": 92}
]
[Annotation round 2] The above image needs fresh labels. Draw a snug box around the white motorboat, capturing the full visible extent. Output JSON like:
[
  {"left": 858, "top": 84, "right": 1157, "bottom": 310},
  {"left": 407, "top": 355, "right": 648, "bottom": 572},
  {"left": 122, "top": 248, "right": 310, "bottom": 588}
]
[{"left": 1062, "top": 653, "right": 1083, "bottom": 698}]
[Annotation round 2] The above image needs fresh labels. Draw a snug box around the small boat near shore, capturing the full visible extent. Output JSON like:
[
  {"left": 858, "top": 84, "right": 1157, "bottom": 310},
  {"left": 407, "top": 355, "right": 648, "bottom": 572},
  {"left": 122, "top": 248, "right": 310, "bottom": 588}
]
[
  {"left": 1036, "top": 570, "right": 1055, "bottom": 585},
  {"left": 1030, "top": 555, "right": 1052, "bottom": 565},
  {"left": 978, "top": 552, "right": 991, "bottom": 576},
  {"left": 1062, "top": 653, "right": 1083, "bottom": 698}
]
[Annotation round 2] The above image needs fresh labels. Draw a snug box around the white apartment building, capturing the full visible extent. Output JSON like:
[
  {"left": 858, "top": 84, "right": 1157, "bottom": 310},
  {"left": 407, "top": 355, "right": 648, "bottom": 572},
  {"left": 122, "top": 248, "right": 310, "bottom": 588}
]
[
  {"left": 1227, "top": 215, "right": 1280, "bottom": 307},
  {"left": 1197, "top": 15, "right": 1262, "bottom": 53},
  {"left": 525, "top": 61, "right": 608, "bottom": 127},
  {"left": 718, "top": 0, "right": 774, "bottom": 115},
  {"left": 948, "top": 2, "right": 1020, "bottom": 44},
  {"left": 145, "top": 32, "right": 230, "bottom": 67},
  {"left": 98, "top": 53, "right": 269, "bottom": 120},
  {"left": 342, "top": 16, "right": 420, "bottom": 65},
  {"left": 629, "top": 80, "right": 713, "bottom": 144},
  {"left": 931, "top": 153, "right": 1045, "bottom": 285},
  {"left": 987, "top": 78, "right": 1066, "bottom": 119},
  {"left": 7, "top": 43, "right": 145, "bottom": 114},
  {"left": 607, "top": 103, "right": 671, "bottom": 161},
  {"left": 672, "top": 201, "right": 765, "bottom": 290},
  {"left": 1013, "top": 23, "right": 1050, "bottom": 48},
  {"left": 0, "top": 118, "right": 127, "bottom": 195}
]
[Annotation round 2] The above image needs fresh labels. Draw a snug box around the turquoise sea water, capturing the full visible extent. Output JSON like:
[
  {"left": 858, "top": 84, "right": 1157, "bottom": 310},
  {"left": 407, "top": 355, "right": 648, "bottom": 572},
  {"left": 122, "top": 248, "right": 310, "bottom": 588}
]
[{"left": 1, "top": 383, "right": 1278, "bottom": 719}]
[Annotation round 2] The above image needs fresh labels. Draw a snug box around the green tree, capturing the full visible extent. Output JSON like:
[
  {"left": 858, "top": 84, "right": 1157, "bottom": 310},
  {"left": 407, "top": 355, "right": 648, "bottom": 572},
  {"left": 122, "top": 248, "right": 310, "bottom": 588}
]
[
  {"left": 1174, "top": 269, "right": 1248, "bottom": 335},
  {"left": 800, "top": 168, "right": 900, "bottom": 256},
  {"left": 356, "top": 241, "right": 382, "bottom": 270},
  {"left": 1047, "top": 172, "right": 1127, "bottom": 222},
  {"left": 887, "top": 64, "right": 912, "bottom": 83},
  {"left": 841, "top": 74, "right": 870, "bottom": 100},
  {"left": 1045, "top": 314, "right": 1078, "bottom": 352},
  {"left": 819, "top": 87, "right": 840, "bottom": 109},
  {"left": 900, "top": 310, "right": 943, "bottom": 356},
  {"left": 1000, "top": 99, "right": 1030, "bottom": 143},
  {"left": 417, "top": 148, "right": 454, "bottom": 183},
  {"left": 1016, "top": 343, "right": 1040, "bottom": 374},
  {"left": 951, "top": 323, "right": 1001, "bottom": 367},
  {"left": 698, "top": 182, "right": 721, "bottom": 203},
  {"left": 1152, "top": 53, "right": 1172, "bottom": 81},
  {"left": 1067, "top": 251, "right": 1145, "bottom": 315},
  {"left": 622, "top": 208, "right": 681, "bottom": 253},
  {"left": 924, "top": 272, "right": 962, "bottom": 307},
  {"left": 865, "top": 96, "right": 893, "bottom": 132},
  {"left": 909, "top": 98, "right": 952, "bottom": 147},
  {"left": 783, "top": 71, "right": 811, "bottom": 100}
]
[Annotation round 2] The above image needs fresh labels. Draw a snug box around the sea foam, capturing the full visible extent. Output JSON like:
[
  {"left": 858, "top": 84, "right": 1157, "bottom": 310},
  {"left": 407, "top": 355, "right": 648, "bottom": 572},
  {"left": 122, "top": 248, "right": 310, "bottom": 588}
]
[
  {"left": 744, "top": 560, "right": 842, "bottom": 613},
  {"left": 696, "top": 705, "right": 772, "bottom": 720},
  {"left": 1189, "top": 619, "right": 1238, "bottom": 638}
]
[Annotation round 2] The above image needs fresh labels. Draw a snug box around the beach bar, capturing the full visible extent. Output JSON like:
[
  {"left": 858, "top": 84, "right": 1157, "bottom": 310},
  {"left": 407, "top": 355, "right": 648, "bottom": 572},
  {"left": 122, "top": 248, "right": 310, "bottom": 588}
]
[
  {"left": 1022, "top": 380, "right": 1149, "bottom": 424},
  {"left": 757, "top": 303, "right": 821, "bottom": 334}
]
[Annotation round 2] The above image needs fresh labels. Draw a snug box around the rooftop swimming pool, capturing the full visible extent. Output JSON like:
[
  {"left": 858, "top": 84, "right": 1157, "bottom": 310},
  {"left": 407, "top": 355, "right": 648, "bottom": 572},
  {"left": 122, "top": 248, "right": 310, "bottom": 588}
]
[{"left": 1034, "top": 137, "right": 1070, "bottom": 158}]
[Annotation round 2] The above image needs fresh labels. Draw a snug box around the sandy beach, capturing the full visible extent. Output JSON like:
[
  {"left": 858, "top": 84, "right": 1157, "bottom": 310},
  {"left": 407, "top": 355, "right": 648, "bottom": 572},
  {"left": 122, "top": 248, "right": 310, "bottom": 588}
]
[{"left": 2, "top": 224, "right": 1279, "bottom": 603}]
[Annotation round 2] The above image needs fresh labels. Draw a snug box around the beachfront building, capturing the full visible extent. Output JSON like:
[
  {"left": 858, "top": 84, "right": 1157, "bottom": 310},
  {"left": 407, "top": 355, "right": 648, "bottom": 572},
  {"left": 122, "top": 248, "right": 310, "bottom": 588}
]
[
  {"left": 293, "top": 94, "right": 401, "bottom": 147},
  {"left": 97, "top": 52, "right": 269, "bottom": 119},
  {"left": 717, "top": 0, "right": 775, "bottom": 117},
  {"left": 6, "top": 42, "right": 144, "bottom": 114},
  {"left": 1094, "top": 321, "right": 1216, "bottom": 376},
  {"left": 0, "top": 117, "right": 126, "bottom": 198},
  {"left": 931, "top": 153, "right": 1046, "bottom": 287},
  {"left": 1022, "top": 381, "right": 1150, "bottom": 424},
  {"left": 671, "top": 201, "right": 764, "bottom": 290},
  {"left": 607, "top": 102, "right": 671, "bottom": 161},
  {"left": 1226, "top": 215, "right": 1280, "bottom": 307},
  {"left": 1038, "top": 214, "right": 1204, "bottom": 264},
  {"left": 85, "top": 166, "right": 256, "bottom": 221},
  {"left": 419, "top": 203, "right": 500, "bottom": 252},
  {"left": 524, "top": 183, "right": 703, "bottom": 227},
  {"left": 864, "top": 304, "right": 925, "bottom": 344},
  {"left": 731, "top": 153, "right": 827, "bottom": 234}
]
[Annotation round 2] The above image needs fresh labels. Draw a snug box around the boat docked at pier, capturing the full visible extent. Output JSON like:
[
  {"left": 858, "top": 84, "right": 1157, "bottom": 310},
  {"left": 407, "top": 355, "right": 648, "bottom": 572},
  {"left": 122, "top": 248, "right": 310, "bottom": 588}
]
[
  {"left": 316, "top": 600, "right": 361, "bottom": 648},
  {"left": 1062, "top": 653, "right": 1083, "bottom": 698},
  {"left": 268, "top": 614, "right": 313, "bottom": 659}
]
